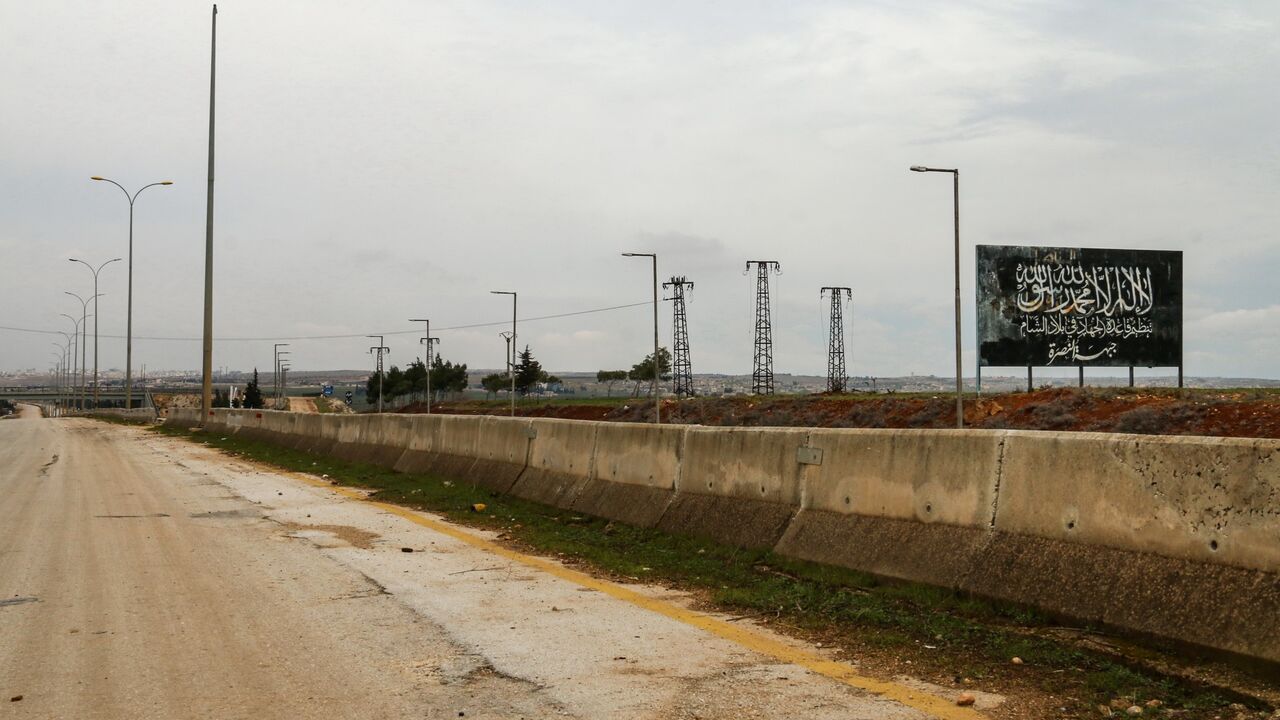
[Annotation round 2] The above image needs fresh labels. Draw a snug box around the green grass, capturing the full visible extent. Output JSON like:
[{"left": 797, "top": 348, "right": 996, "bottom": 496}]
[{"left": 151, "top": 422, "right": 1270, "bottom": 717}]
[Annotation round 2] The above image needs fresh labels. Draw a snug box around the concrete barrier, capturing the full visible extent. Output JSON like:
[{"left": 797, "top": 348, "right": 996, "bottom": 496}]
[
  {"left": 392, "top": 414, "right": 441, "bottom": 473},
  {"left": 509, "top": 419, "right": 598, "bottom": 508},
  {"left": 89, "top": 408, "right": 157, "bottom": 422},
  {"left": 572, "top": 422, "right": 683, "bottom": 527},
  {"left": 994, "top": 431, "right": 1280, "bottom": 573},
  {"left": 661, "top": 426, "right": 808, "bottom": 548},
  {"left": 164, "top": 408, "right": 200, "bottom": 427},
  {"left": 288, "top": 413, "right": 326, "bottom": 453},
  {"left": 777, "top": 429, "right": 1004, "bottom": 588},
  {"left": 465, "top": 416, "right": 533, "bottom": 493},
  {"left": 425, "top": 415, "right": 488, "bottom": 483}
]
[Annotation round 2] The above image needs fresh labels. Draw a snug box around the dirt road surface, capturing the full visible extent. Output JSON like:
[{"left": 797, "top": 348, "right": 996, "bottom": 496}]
[
  {"left": 0, "top": 417, "right": 994, "bottom": 719},
  {"left": 287, "top": 396, "right": 318, "bottom": 413}
]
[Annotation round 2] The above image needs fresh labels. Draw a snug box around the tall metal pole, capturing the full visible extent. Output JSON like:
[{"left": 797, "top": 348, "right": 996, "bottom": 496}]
[
  {"left": 410, "top": 318, "right": 439, "bottom": 414},
  {"left": 506, "top": 293, "right": 512, "bottom": 415},
  {"left": 622, "top": 253, "right": 660, "bottom": 423},
  {"left": 490, "top": 291, "right": 517, "bottom": 417},
  {"left": 367, "top": 335, "right": 389, "bottom": 413},
  {"left": 64, "top": 294, "right": 99, "bottom": 410},
  {"left": 59, "top": 314, "right": 80, "bottom": 410},
  {"left": 200, "top": 4, "right": 218, "bottom": 425},
  {"left": 952, "top": 170, "right": 962, "bottom": 429},
  {"left": 911, "top": 165, "right": 964, "bottom": 429},
  {"left": 70, "top": 258, "right": 120, "bottom": 408},
  {"left": 651, "top": 256, "right": 659, "bottom": 423},
  {"left": 89, "top": 182, "right": 171, "bottom": 407}
]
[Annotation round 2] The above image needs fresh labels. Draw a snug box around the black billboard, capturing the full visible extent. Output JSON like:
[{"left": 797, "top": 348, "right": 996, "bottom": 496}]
[{"left": 976, "top": 245, "right": 1182, "bottom": 368}]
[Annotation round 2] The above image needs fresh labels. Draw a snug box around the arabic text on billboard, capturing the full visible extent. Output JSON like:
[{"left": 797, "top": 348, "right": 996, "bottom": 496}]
[{"left": 976, "top": 245, "right": 1182, "bottom": 368}]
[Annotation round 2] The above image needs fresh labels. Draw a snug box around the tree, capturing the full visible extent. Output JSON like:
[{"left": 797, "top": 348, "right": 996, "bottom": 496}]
[
  {"left": 213, "top": 387, "right": 230, "bottom": 408},
  {"left": 429, "top": 354, "right": 469, "bottom": 400},
  {"left": 481, "top": 372, "right": 510, "bottom": 399},
  {"left": 510, "top": 345, "right": 558, "bottom": 396},
  {"left": 628, "top": 348, "right": 672, "bottom": 397},
  {"left": 596, "top": 369, "right": 628, "bottom": 396},
  {"left": 404, "top": 360, "right": 429, "bottom": 400},
  {"left": 242, "top": 369, "right": 265, "bottom": 409},
  {"left": 367, "top": 364, "right": 411, "bottom": 405},
  {"left": 514, "top": 345, "right": 544, "bottom": 395}
]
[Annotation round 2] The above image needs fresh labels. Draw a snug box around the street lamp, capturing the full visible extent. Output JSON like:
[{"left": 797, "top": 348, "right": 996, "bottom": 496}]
[
  {"left": 65, "top": 291, "right": 102, "bottom": 411},
  {"left": 274, "top": 344, "right": 291, "bottom": 408},
  {"left": 910, "top": 165, "right": 964, "bottom": 429},
  {"left": 622, "top": 252, "right": 660, "bottom": 424},
  {"left": 490, "top": 291, "right": 517, "bottom": 417},
  {"left": 69, "top": 257, "right": 122, "bottom": 408},
  {"left": 59, "top": 312, "right": 86, "bottom": 411},
  {"left": 409, "top": 319, "right": 439, "bottom": 414},
  {"left": 51, "top": 344, "right": 68, "bottom": 414},
  {"left": 273, "top": 343, "right": 290, "bottom": 408},
  {"left": 91, "top": 176, "right": 173, "bottom": 409}
]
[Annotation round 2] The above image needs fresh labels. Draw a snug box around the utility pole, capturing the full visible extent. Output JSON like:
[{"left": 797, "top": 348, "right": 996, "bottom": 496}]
[
  {"left": 622, "top": 253, "right": 660, "bottom": 423},
  {"left": 499, "top": 331, "right": 514, "bottom": 398},
  {"left": 745, "top": 261, "right": 781, "bottom": 395},
  {"left": 490, "top": 291, "right": 517, "bottom": 417},
  {"left": 663, "top": 276, "right": 695, "bottom": 397},
  {"left": 821, "top": 287, "right": 852, "bottom": 393},
  {"left": 409, "top": 318, "right": 439, "bottom": 414},
  {"left": 367, "top": 335, "right": 389, "bottom": 413},
  {"left": 200, "top": 4, "right": 218, "bottom": 426}
]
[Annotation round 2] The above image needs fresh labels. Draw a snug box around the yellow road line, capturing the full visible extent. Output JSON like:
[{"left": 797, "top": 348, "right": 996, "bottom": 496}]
[{"left": 282, "top": 472, "right": 984, "bottom": 720}]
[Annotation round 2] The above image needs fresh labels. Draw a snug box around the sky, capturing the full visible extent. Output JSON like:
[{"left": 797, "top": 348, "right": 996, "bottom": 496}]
[{"left": 2, "top": 0, "right": 1277, "bottom": 379}]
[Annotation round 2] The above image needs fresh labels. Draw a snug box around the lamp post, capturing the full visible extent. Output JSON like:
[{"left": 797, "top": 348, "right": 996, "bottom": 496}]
[
  {"left": 64, "top": 291, "right": 101, "bottom": 411},
  {"left": 91, "top": 176, "right": 173, "bottom": 408},
  {"left": 622, "top": 252, "right": 660, "bottom": 424},
  {"left": 409, "top": 319, "right": 439, "bottom": 414},
  {"left": 910, "top": 165, "right": 964, "bottom": 429},
  {"left": 59, "top": 313, "right": 84, "bottom": 410},
  {"left": 51, "top": 344, "right": 68, "bottom": 414},
  {"left": 490, "top": 291, "right": 517, "bottom": 417},
  {"left": 273, "top": 343, "right": 290, "bottom": 408},
  {"left": 276, "top": 351, "right": 291, "bottom": 408},
  {"left": 69, "top": 257, "right": 121, "bottom": 408}
]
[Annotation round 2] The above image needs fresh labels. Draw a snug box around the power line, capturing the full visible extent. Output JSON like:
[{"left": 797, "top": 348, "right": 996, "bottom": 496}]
[{"left": 0, "top": 300, "right": 653, "bottom": 343}]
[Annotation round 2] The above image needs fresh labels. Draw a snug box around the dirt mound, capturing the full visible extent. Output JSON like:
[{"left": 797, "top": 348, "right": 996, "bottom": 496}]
[{"left": 411, "top": 388, "right": 1280, "bottom": 439}]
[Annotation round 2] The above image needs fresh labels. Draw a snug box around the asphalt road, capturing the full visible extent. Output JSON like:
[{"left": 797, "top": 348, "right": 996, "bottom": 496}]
[{"left": 0, "top": 416, "right": 990, "bottom": 719}]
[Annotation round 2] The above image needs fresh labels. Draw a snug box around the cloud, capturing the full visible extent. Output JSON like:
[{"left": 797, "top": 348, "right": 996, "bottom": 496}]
[{"left": 1, "top": 1, "right": 1277, "bottom": 379}]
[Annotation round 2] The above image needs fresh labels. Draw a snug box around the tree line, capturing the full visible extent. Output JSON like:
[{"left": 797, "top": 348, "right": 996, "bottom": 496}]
[
  {"left": 597, "top": 347, "right": 672, "bottom": 396},
  {"left": 366, "top": 354, "right": 469, "bottom": 405}
]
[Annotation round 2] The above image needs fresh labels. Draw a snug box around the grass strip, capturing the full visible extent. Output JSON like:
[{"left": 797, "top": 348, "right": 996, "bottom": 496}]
[{"left": 153, "top": 423, "right": 1269, "bottom": 718}]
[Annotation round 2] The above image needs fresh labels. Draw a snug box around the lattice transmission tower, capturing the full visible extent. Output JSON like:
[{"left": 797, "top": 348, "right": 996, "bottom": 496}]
[
  {"left": 662, "top": 276, "right": 695, "bottom": 396},
  {"left": 745, "top": 261, "right": 781, "bottom": 395},
  {"left": 821, "top": 287, "right": 852, "bottom": 393}
]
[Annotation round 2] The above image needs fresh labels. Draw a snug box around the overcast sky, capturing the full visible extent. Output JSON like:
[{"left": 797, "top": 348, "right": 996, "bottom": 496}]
[{"left": 3, "top": 0, "right": 1277, "bottom": 379}]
